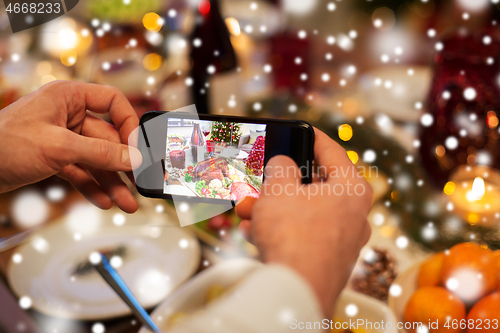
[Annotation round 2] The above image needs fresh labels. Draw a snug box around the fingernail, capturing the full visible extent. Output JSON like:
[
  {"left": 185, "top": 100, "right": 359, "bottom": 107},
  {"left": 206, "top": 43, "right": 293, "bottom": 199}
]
[
  {"left": 121, "top": 148, "right": 131, "bottom": 167},
  {"left": 128, "top": 147, "right": 143, "bottom": 169}
]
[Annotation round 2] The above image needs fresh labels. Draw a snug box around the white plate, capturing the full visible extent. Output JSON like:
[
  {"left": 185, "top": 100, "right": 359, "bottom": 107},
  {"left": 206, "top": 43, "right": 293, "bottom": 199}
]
[
  {"left": 139, "top": 257, "right": 397, "bottom": 333},
  {"left": 335, "top": 289, "right": 398, "bottom": 333},
  {"left": 139, "top": 258, "right": 262, "bottom": 332},
  {"left": 7, "top": 206, "right": 201, "bottom": 320},
  {"left": 388, "top": 261, "right": 422, "bottom": 333}
]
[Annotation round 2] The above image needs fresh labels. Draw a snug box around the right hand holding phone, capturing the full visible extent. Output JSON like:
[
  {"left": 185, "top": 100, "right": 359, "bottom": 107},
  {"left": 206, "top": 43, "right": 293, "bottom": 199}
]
[{"left": 236, "top": 128, "right": 373, "bottom": 317}]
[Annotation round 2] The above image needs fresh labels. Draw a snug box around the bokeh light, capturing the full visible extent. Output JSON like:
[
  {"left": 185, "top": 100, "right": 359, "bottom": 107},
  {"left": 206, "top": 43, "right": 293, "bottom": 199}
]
[
  {"left": 338, "top": 124, "right": 353, "bottom": 141},
  {"left": 143, "top": 53, "right": 163, "bottom": 71},
  {"left": 143, "top": 12, "right": 163, "bottom": 32}
]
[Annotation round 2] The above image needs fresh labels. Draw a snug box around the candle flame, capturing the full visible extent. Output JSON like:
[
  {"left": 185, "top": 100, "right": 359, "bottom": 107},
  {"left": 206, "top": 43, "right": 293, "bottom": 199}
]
[{"left": 466, "top": 177, "right": 485, "bottom": 201}]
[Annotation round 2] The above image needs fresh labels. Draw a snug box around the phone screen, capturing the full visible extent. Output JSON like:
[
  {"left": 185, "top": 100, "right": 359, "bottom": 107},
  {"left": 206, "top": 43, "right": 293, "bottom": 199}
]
[
  {"left": 164, "top": 119, "right": 267, "bottom": 200},
  {"left": 135, "top": 111, "right": 313, "bottom": 203}
]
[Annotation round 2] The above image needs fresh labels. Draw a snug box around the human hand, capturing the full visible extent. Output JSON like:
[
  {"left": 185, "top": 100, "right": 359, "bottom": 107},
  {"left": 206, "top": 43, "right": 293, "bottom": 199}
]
[
  {"left": 0, "top": 81, "right": 142, "bottom": 213},
  {"left": 236, "top": 128, "right": 373, "bottom": 316}
]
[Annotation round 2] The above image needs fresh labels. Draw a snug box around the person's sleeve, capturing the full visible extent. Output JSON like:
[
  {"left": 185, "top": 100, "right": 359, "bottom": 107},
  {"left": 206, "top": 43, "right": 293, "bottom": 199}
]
[{"left": 170, "top": 264, "right": 325, "bottom": 333}]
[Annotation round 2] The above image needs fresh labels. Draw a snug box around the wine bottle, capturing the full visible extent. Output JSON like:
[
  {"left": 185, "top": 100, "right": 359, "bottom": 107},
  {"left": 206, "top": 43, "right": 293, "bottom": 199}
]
[
  {"left": 191, "top": 123, "right": 206, "bottom": 163},
  {"left": 189, "top": 0, "right": 240, "bottom": 114}
]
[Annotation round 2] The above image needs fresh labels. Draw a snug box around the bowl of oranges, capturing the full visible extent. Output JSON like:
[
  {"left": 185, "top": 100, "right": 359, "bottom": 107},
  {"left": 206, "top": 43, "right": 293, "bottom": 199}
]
[{"left": 388, "top": 242, "right": 500, "bottom": 333}]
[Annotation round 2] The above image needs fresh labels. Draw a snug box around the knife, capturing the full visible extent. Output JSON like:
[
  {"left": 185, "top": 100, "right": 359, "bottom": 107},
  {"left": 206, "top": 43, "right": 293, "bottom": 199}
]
[{"left": 92, "top": 253, "right": 162, "bottom": 333}]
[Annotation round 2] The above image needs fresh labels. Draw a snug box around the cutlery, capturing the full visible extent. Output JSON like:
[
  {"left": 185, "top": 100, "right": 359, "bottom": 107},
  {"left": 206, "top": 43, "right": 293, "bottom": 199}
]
[
  {"left": 92, "top": 253, "right": 161, "bottom": 333},
  {"left": 0, "top": 226, "right": 41, "bottom": 252}
]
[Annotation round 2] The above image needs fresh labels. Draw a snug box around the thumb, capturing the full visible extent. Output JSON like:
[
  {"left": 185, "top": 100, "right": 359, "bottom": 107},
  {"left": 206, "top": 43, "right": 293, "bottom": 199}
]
[
  {"left": 66, "top": 134, "right": 143, "bottom": 171},
  {"left": 263, "top": 155, "right": 301, "bottom": 186}
]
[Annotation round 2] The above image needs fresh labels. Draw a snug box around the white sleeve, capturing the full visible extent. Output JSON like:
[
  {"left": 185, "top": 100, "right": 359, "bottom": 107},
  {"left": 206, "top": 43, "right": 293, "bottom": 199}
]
[{"left": 170, "top": 264, "right": 324, "bottom": 333}]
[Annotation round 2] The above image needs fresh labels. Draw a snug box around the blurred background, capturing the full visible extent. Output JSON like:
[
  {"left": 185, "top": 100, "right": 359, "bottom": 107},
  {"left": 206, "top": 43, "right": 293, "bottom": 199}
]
[{"left": 2, "top": 0, "right": 500, "bottom": 332}]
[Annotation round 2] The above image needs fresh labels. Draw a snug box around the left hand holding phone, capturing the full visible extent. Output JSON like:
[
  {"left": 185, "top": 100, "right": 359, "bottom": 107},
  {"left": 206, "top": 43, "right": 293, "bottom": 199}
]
[{"left": 0, "top": 81, "right": 142, "bottom": 213}]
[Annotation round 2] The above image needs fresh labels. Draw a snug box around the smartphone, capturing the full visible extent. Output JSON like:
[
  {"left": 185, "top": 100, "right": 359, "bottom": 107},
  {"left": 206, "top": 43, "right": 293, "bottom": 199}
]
[{"left": 135, "top": 111, "right": 314, "bottom": 203}]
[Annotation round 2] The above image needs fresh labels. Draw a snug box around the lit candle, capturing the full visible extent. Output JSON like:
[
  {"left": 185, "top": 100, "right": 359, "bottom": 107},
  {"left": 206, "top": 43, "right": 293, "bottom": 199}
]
[{"left": 445, "top": 166, "right": 500, "bottom": 225}]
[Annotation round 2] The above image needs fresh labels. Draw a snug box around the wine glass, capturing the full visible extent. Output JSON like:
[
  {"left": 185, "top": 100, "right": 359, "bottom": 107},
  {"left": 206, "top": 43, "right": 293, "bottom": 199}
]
[{"left": 201, "top": 122, "right": 211, "bottom": 139}]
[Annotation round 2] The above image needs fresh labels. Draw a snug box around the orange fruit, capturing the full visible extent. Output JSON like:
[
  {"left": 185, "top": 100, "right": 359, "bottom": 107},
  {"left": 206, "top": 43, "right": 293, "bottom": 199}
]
[
  {"left": 467, "top": 292, "right": 500, "bottom": 333},
  {"left": 404, "top": 287, "right": 466, "bottom": 333},
  {"left": 418, "top": 252, "right": 445, "bottom": 288},
  {"left": 440, "top": 243, "right": 498, "bottom": 304},
  {"left": 493, "top": 250, "right": 500, "bottom": 282}
]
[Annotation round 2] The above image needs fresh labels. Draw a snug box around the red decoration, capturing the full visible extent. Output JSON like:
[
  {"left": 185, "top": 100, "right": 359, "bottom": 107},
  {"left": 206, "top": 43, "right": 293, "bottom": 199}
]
[
  {"left": 198, "top": 0, "right": 210, "bottom": 15},
  {"left": 419, "top": 32, "right": 500, "bottom": 187},
  {"left": 245, "top": 136, "right": 265, "bottom": 176}
]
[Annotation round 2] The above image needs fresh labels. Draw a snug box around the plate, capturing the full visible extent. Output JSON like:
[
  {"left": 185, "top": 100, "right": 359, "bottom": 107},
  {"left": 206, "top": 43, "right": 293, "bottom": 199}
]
[
  {"left": 7, "top": 205, "right": 201, "bottom": 320},
  {"left": 335, "top": 289, "right": 398, "bottom": 333},
  {"left": 139, "top": 258, "right": 262, "bottom": 332},
  {"left": 387, "top": 261, "right": 422, "bottom": 333},
  {"left": 139, "top": 257, "right": 398, "bottom": 333}
]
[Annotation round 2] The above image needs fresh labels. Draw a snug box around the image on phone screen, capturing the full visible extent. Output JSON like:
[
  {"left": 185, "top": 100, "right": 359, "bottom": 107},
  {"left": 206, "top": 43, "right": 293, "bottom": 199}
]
[{"left": 164, "top": 118, "right": 267, "bottom": 200}]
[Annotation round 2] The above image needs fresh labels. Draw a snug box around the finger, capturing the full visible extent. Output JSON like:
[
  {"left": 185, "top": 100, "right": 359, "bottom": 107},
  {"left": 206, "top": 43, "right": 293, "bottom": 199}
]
[
  {"left": 87, "top": 167, "right": 139, "bottom": 213},
  {"left": 238, "top": 219, "right": 253, "bottom": 243},
  {"left": 263, "top": 155, "right": 301, "bottom": 187},
  {"left": 312, "top": 172, "right": 326, "bottom": 183},
  {"left": 63, "top": 82, "right": 139, "bottom": 146},
  {"left": 235, "top": 196, "right": 257, "bottom": 220},
  {"left": 313, "top": 128, "right": 353, "bottom": 171},
  {"left": 81, "top": 112, "right": 121, "bottom": 143},
  {"left": 58, "top": 165, "right": 113, "bottom": 210},
  {"left": 361, "top": 222, "right": 372, "bottom": 245},
  {"left": 125, "top": 171, "right": 136, "bottom": 187},
  {"left": 64, "top": 132, "right": 143, "bottom": 172}
]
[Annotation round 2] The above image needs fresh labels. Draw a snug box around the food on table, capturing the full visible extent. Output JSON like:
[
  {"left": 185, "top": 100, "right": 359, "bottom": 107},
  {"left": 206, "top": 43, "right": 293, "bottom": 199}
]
[
  {"left": 206, "top": 284, "right": 227, "bottom": 304},
  {"left": 194, "top": 178, "right": 232, "bottom": 199},
  {"left": 195, "top": 180, "right": 209, "bottom": 196},
  {"left": 440, "top": 243, "right": 498, "bottom": 304},
  {"left": 222, "top": 177, "right": 233, "bottom": 189},
  {"left": 209, "top": 179, "right": 223, "bottom": 192},
  {"left": 401, "top": 242, "right": 500, "bottom": 333},
  {"left": 417, "top": 252, "right": 445, "bottom": 288},
  {"left": 168, "top": 135, "right": 184, "bottom": 145},
  {"left": 493, "top": 250, "right": 500, "bottom": 278},
  {"left": 404, "top": 287, "right": 466, "bottom": 333},
  {"left": 166, "top": 284, "right": 229, "bottom": 330},
  {"left": 193, "top": 157, "right": 229, "bottom": 183},
  {"left": 165, "top": 169, "right": 183, "bottom": 183},
  {"left": 184, "top": 166, "right": 194, "bottom": 182},
  {"left": 208, "top": 179, "right": 230, "bottom": 198},
  {"left": 169, "top": 150, "right": 186, "bottom": 169},
  {"left": 244, "top": 175, "right": 262, "bottom": 191},
  {"left": 166, "top": 311, "right": 188, "bottom": 329},
  {"left": 230, "top": 182, "right": 260, "bottom": 201},
  {"left": 351, "top": 248, "right": 397, "bottom": 301},
  {"left": 466, "top": 292, "right": 500, "bottom": 333},
  {"left": 228, "top": 166, "right": 244, "bottom": 182}
]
